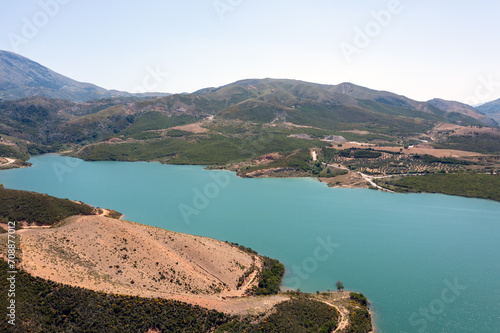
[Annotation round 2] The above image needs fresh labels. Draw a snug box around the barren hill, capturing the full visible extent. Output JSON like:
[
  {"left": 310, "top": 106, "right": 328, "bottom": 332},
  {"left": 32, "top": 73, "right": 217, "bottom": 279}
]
[{"left": 17, "top": 215, "right": 262, "bottom": 301}]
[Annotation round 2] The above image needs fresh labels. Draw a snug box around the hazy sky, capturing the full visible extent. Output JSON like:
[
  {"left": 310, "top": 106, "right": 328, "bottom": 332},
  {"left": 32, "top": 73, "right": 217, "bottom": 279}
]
[{"left": 1, "top": 0, "right": 499, "bottom": 104}]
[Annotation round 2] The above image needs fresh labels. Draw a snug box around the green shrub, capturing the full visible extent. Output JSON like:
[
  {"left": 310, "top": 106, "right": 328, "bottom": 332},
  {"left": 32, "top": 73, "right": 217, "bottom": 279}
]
[
  {"left": 346, "top": 308, "right": 372, "bottom": 333},
  {"left": 385, "top": 173, "right": 500, "bottom": 202},
  {"left": 350, "top": 292, "right": 368, "bottom": 306},
  {"left": 0, "top": 261, "right": 232, "bottom": 332},
  {"left": 216, "top": 298, "right": 339, "bottom": 333},
  {"left": 352, "top": 150, "right": 382, "bottom": 159},
  {"left": 252, "top": 257, "right": 285, "bottom": 295},
  {"left": 0, "top": 188, "right": 95, "bottom": 225}
]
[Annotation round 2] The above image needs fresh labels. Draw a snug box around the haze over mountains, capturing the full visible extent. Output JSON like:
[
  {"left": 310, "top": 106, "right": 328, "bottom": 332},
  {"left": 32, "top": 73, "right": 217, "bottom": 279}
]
[
  {"left": 0, "top": 50, "right": 170, "bottom": 102},
  {"left": 477, "top": 98, "right": 500, "bottom": 123}
]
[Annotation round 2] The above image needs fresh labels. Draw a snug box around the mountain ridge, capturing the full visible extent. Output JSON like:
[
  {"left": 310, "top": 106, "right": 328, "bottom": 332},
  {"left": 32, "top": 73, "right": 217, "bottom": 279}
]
[
  {"left": 0, "top": 49, "right": 496, "bottom": 128},
  {"left": 0, "top": 50, "right": 170, "bottom": 102},
  {"left": 1, "top": 51, "right": 499, "bottom": 166},
  {"left": 476, "top": 98, "right": 500, "bottom": 123}
]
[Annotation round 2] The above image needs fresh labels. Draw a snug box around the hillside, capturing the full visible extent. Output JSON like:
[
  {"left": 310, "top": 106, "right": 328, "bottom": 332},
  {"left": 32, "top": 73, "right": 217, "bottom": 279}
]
[
  {"left": 427, "top": 98, "right": 498, "bottom": 127},
  {"left": 0, "top": 188, "right": 373, "bottom": 332},
  {"left": 477, "top": 98, "right": 500, "bottom": 123},
  {"left": 0, "top": 57, "right": 498, "bottom": 174},
  {"left": 71, "top": 79, "right": 500, "bottom": 168},
  {"left": 1, "top": 260, "right": 371, "bottom": 333},
  {"left": 193, "top": 79, "right": 496, "bottom": 128},
  {"left": 0, "top": 50, "right": 170, "bottom": 102},
  {"left": 16, "top": 215, "right": 264, "bottom": 303},
  {"left": 0, "top": 186, "right": 95, "bottom": 225}
]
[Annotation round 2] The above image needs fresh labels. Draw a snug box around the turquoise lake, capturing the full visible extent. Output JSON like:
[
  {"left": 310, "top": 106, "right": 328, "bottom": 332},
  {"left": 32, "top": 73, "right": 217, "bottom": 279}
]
[{"left": 1, "top": 154, "right": 499, "bottom": 332}]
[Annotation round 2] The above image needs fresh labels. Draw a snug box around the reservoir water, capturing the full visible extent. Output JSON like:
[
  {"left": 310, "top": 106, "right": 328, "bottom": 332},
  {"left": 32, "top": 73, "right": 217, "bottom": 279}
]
[{"left": 1, "top": 155, "right": 499, "bottom": 332}]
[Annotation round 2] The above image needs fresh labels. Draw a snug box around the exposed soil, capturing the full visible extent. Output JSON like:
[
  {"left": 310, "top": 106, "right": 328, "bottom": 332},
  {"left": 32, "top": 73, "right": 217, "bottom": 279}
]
[
  {"left": 15, "top": 216, "right": 268, "bottom": 314},
  {"left": 170, "top": 122, "right": 209, "bottom": 134},
  {"left": 319, "top": 172, "right": 370, "bottom": 189},
  {"left": 337, "top": 142, "right": 483, "bottom": 158}
]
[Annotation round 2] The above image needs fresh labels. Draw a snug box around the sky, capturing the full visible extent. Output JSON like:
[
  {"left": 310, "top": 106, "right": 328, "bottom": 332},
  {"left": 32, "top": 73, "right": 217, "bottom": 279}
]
[{"left": 0, "top": 0, "right": 499, "bottom": 105}]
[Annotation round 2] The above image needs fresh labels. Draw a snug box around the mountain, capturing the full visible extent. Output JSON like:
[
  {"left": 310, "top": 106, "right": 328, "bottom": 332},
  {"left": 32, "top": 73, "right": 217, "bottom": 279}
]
[
  {"left": 2, "top": 70, "right": 500, "bottom": 163},
  {"left": 0, "top": 50, "right": 169, "bottom": 102},
  {"left": 476, "top": 98, "right": 500, "bottom": 123},
  {"left": 0, "top": 50, "right": 495, "bottom": 127},
  {"left": 193, "top": 78, "right": 497, "bottom": 128},
  {"left": 427, "top": 98, "right": 498, "bottom": 127}
]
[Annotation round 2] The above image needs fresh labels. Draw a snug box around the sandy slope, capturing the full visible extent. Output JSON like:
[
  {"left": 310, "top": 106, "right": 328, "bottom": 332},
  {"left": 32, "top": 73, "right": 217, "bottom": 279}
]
[
  {"left": 17, "top": 216, "right": 262, "bottom": 303},
  {"left": 2, "top": 215, "right": 373, "bottom": 325}
]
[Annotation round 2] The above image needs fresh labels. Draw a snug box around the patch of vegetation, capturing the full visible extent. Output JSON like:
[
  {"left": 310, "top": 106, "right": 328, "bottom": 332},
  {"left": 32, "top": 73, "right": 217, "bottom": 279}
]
[
  {"left": 350, "top": 292, "right": 368, "bottom": 307},
  {"left": 0, "top": 187, "right": 95, "bottom": 225},
  {"left": 346, "top": 308, "right": 373, "bottom": 333},
  {"left": 414, "top": 154, "right": 473, "bottom": 165},
  {"left": 329, "top": 149, "right": 473, "bottom": 175},
  {"left": 120, "top": 112, "right": 197, "bottom": 137},
  {"left": 352, "top": 149, "right": 382, "bottom": 159},
  {"left": 226, "top": 242, "right": 258, "bottom": 255},
  {"left": 128, "top": 131, "right": 161, "bottom": 140},
  {"left": 252, "top": 257, "right": 285, "bottom": 295},
  {"left": 0, "top": 144, "right": 29, "bottom": 160},
  {"left": 321, "top": 146, "right": 337, "bottom": 162},
  {"left": 226, "top": 242, "right": 285, "bottom": 296},
  {"left": 319, "top": 168, "right": 349, "bottom": 178},
  {"left": 78, "top": 134, "right": 324, "bottom": 166},
  {"left": 241, "top": 148, "right": 315, "bottom": 176},
  {"left": 57, "top": 108, "right": 135, "bottom": 144},
  {"left": 337, "top": 148, "right": 382, "bottom": 159},
  {"left": 435, "top": 133, "right": 500, "bottom": 154},
  {"left": 380, "top": 173, "right": 500, "bottom": 202},
  {"left": 0, "top": 260, "right": 231, "bottom": 332},
  {"left": 287, "top": 102, "right": 437, "bottom": 136},
  {"left": 218, "top": 100, "right": 281, "bottom": 123},
  {"left": 215, "top": 298, "right": 339, "bottom": 333},
  {"left": 106, "top": 210, "right": 123, "bottom": 219}
]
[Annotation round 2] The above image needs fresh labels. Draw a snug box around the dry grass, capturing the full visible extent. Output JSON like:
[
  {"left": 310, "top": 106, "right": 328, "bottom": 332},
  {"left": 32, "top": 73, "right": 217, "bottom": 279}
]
[
  {"left": 17, "top": 216, "right": 263, "bottom": 307},
  {"left": 170, "top": 122, "right": 208, "bottom": 133},
  {"left": 319, "top": 172, "right": 370, "bottom": 188}
]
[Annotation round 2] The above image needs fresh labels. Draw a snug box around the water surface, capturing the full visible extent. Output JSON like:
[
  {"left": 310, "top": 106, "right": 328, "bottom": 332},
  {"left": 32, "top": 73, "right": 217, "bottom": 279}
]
[{"left": 1, "top": 155, "right": 499, "bottom": 332}]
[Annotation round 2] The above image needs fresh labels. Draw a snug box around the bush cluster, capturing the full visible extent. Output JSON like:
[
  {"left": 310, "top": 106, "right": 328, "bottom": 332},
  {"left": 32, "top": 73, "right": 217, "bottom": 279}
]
[{"left": 0, "top": 187, "right": 95, "bottom": 225}]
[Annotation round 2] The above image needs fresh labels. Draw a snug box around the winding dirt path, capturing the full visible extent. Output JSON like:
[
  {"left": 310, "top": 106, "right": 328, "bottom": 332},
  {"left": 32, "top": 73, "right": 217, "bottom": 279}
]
[
  {"left": 358, "top": 172, "right": 394, "bottom": 193},
  {"left": 0, "top": 158, "right": 15, "bottom": 167},
  {"left": 324, "top": 300, "right": 349, "bottom": 332},
  {"left": 312, "top": 292, "right": 351, "bottom": 332}
]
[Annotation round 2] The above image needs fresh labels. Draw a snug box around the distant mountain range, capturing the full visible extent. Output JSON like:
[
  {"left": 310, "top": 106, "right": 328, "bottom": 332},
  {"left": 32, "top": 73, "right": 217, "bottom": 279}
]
[
  {"left": 0, "top": 50, "right": 170, "bottom": 102},
  {"left": 1, "top": 50, "right": 500, "bottom": 162},
  {"left": 194, "top": 78, "right": 498, "bottom": 127},
  {"left": 0, "top": 50, "right": 497, "bottom": 127},
  {"left": 476, "top": 98, "right": 500, "bottom": 123}
]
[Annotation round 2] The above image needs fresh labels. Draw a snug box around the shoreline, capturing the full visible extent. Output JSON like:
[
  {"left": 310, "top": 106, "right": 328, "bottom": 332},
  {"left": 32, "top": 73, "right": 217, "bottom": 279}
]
[
  {"left": 3, "top": 153, "right": 500, "bottom": 204},
  {"left": 1, "top": 209, "right": 375, "bottom": 331}
]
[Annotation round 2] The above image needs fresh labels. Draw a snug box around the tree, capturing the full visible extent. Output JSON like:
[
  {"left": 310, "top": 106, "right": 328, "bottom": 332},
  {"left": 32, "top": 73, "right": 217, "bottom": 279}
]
[{"left": 336, "top": 280, "right": 344, "bottom": 291}]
